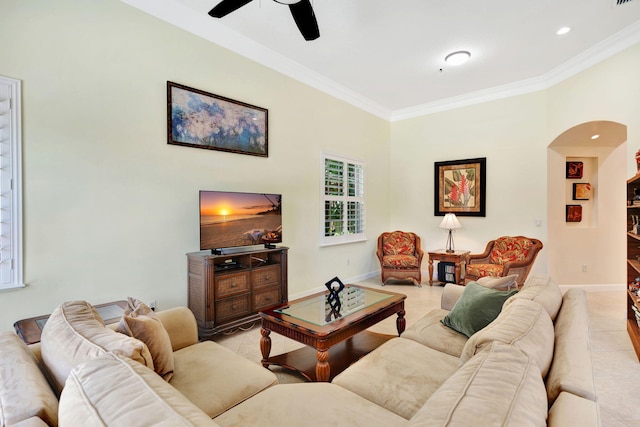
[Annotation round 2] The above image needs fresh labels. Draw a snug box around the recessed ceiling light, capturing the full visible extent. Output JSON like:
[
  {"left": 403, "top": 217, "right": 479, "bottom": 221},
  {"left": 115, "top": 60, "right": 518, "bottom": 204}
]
[
  {"left": 591, "top": 134, "right": 600, "bottom": 140},
  {"left": 444, "top": 51, "right": 471, "bottom": 66},
  {"left": 273, "top": 0, "right": 302, "bottom": 4},
  {"left": 557, "top": 27, "right": 571, "bottom": 35}
]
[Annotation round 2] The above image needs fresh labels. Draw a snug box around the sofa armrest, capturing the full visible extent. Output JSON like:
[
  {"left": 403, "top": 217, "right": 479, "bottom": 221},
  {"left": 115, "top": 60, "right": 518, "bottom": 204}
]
[
  {"left": 156, "top": 307, "right": 199, "bottom": 351},
  {"left": 441, "top": 283, "right": 465, "bottom": 311}
]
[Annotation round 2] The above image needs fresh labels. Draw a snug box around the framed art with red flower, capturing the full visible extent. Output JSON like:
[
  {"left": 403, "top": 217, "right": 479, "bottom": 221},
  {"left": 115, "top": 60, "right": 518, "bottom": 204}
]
[{"left": 434, "top": 157, "right": 486, "bottom": 217}]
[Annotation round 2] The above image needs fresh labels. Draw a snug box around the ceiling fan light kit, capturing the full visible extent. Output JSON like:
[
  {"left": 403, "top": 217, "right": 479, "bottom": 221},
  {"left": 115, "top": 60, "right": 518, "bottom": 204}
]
[
  {"left": 445, "top": 50, "right": 471, "bottom": 66},
  {"left": 209, "top": 0, "right": 319, "bottom": 41}
]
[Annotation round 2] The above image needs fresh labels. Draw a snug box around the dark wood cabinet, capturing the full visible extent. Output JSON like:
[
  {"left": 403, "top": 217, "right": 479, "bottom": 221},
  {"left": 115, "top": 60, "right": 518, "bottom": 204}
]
[
  {"left": 187, "top": 247, "right": 288, "bottom": 339},
  {"left": 626, "top": 174, "right": 640, "bottom": 360}
]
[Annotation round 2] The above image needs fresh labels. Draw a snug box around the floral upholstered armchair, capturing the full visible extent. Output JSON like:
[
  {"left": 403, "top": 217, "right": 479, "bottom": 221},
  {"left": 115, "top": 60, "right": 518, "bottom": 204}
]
[
  {"left": 465, "top": 236, "right": 543, "bottom": 287},
  {"left": 376, "top": 231, "right": 424, "bottom": 287}
]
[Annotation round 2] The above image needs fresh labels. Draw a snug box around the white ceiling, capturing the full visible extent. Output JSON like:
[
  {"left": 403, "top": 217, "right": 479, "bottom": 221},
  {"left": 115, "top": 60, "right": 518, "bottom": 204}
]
[{"left": 125, "top": 0, "right": 640, "bottom": 120}]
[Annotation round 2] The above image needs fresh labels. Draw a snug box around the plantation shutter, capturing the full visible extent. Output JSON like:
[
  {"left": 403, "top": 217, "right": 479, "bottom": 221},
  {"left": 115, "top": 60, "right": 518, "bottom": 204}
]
[
  {"left": 0, "top": 76, "right": 23, "bottom": 289},
  {"left": 321, "top": 154, "right": 365, "bottom": 246}
]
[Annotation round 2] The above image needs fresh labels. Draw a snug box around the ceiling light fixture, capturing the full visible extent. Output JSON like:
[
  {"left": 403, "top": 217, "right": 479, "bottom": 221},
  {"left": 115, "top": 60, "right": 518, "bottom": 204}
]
[
  {"left": 591, "top": 134, "right": 600, "bottom": 140},
  {"left": 557, "top": 27, "right": 571, "bottom": 35},
  {"left": 444, "top": 51, "right": 471, "bottom": 66},
  {"left": 273, "top": 0, "right": 302, "bottom": 4}
]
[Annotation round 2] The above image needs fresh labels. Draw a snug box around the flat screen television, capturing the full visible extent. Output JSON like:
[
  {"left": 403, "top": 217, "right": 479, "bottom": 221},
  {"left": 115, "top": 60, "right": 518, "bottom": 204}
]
[{"left": 199, "top": 190, "right": 282, "bottom": 253}]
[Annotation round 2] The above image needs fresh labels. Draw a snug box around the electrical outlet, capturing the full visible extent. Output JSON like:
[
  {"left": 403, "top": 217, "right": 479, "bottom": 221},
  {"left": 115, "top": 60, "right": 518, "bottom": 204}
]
[
  {"left": 582, "top": 264, "right": 587, "bottom": 273},
  {"left": 148, "top": 300, "right": 157, "bottom": 311}
]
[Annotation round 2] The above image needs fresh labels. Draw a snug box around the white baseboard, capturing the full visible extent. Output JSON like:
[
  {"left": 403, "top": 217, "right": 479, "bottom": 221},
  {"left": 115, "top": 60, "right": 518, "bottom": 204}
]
[
  {"left": 558, "top": 283, "right": 625, "bottom": 292},
  {"left": 288, "top": 271, "right": 381, "bottom": 301}
]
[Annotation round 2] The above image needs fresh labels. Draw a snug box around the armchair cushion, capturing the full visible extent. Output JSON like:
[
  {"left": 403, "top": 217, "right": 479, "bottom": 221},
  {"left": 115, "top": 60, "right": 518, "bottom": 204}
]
[
  {"left": 381, "top": 254, "right": 421, "bottom": 268},
  {"left": 441, "top": 281, "right": 518, "bottom": 337},
  {"left": 466, "top": 263, "right": 504, "bottom": 278},
  {"left": 382, "top": 231, "right": 417, "bottom": 255},
  {"left": 489, "top": 236, "right": 535, "bottom": 265}
]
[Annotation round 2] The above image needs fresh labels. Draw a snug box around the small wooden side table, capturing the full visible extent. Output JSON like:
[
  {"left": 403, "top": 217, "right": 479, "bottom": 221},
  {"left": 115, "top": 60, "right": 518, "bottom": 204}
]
[
  {"left": 13, "top": 300, "right": 128, "bottom": 345},
  {"left": 427, "top": 250, "right": 470, "bottom": 286}
]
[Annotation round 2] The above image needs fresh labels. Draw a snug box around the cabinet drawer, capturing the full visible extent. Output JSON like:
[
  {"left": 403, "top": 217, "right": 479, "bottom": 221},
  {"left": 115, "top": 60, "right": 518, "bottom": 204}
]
[
  {"left": 215, "top": 272, "right": 250, "bottom": 298},
  {"left": 252, "top": 265, "right": 281, "bottom": 289},
  {"left": 215, "top": 294, "right": 251, "bottom": 323},
  {"left": 253, "top": 287, "right": 281, "bottom": 311}
]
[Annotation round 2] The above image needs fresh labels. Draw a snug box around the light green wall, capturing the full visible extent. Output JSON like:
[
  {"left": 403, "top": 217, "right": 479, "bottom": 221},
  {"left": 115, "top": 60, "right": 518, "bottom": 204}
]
[
  {"left": 2, "top": 0, "right": 639, "bottom": 331},
  {"left": 0, "top": 0, "right": 391, "bottom": 330},
  {"left": 390, "top": 92, "right": 548, "bottom": 271},
  {"left": 390, "top": 43, "right": 640, "bottom": 286}
]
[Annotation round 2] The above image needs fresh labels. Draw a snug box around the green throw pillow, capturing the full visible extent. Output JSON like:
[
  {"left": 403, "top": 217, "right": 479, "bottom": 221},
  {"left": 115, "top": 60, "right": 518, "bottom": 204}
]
[{"left": 441, "top": 281, "right": 518, "bottom": 337}]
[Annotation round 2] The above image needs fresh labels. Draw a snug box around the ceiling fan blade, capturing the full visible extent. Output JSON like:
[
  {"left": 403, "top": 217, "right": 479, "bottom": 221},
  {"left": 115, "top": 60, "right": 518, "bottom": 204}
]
[
  {"left": 289, "top": 0, "right": 320, "bottom": 41},
  {"left": 209, "top": 0, "right": 254, "bottom": 18}
]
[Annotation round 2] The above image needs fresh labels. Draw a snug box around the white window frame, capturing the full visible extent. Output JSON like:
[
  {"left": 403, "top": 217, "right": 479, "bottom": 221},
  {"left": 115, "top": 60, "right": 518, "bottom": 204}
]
[
  {"left": 0, "top": 76, "right": 24, "bottom": 290},
  {"left": 320, "top": 153, "right": 366, "bottom": 246}
]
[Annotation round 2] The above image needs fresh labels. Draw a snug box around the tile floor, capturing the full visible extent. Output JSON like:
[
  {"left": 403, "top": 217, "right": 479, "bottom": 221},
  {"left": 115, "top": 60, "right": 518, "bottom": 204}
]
[{"left": 214, "top": 278, "right": 640, "bottom": 426}]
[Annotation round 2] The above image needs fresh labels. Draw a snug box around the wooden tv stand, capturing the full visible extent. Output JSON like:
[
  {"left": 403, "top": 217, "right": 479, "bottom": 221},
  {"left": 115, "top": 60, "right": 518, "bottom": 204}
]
[{"left": 187, "top": 247, "right": 288, "bottom": 340}]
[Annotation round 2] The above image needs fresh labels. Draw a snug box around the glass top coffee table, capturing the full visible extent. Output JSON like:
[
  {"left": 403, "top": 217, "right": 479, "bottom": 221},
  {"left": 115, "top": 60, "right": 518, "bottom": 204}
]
[{"left": 259, "top": 284, "right": 406, "bottom": 382}]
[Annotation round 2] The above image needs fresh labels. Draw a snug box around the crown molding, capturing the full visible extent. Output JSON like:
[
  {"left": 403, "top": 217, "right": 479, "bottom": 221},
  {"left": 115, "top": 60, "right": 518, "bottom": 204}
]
[
  {"left": 121, "top": 0, "right": 392, "bottom": 120},
  {"left": 391, "top": 20, "right": 640, "bottom": 121},
  {"left": 123, "top": 0, "right": 640, "bottom": 123}
]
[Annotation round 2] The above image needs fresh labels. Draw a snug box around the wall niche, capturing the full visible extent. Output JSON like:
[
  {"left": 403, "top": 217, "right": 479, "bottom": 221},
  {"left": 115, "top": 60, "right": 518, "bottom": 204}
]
[{"left": 565, "top": 156, "right": 597, "bottom": 227}]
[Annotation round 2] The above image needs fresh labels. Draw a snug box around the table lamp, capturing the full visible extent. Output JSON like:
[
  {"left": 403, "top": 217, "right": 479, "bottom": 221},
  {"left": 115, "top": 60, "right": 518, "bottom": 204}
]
[{"left": 439, "top": 213, "right": 462, "bottom": 253}]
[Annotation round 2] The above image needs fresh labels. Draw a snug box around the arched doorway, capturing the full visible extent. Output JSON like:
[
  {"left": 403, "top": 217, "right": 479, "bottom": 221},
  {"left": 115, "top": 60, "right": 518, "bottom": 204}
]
[{"left": 547, "top": 121, "right": 627, "bottom": 286}]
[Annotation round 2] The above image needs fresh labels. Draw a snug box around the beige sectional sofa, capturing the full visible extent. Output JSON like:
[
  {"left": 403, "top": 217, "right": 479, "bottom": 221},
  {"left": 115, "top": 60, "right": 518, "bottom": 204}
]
[
  {"left": 0, "top": 275, "right": 599, "bottom": 427},
  {"left": 0, "top": 301, "right": 277, "bottom": 427}
]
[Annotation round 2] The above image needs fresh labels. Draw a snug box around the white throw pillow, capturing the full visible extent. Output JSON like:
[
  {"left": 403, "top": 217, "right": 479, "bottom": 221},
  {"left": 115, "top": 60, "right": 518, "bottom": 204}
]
[{"left": 476, "top": 274, "right": 518, "bottom": 290}]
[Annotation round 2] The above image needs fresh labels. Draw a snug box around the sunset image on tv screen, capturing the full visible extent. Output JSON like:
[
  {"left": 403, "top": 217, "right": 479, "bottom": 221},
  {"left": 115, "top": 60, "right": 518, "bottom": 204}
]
[{"left": 199, "top": 191, "right": 282, "bottom": 250}]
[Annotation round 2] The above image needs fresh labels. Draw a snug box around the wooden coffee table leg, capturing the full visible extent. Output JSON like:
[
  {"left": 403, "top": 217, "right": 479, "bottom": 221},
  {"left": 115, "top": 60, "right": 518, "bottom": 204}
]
[
  {"left": 315, "top": 349, "right": 330, "bottom": 382},
  {"left": 260, "top": 327, "right": 272, "bottom": 368},
  {"left": 396, "top": 309, "right": 406, "bottom": 335}
]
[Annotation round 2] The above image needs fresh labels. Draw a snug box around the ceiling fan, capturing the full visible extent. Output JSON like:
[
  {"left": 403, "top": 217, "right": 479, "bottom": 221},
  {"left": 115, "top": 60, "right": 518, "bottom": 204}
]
[{"left": 209, "top": 0, "right": 320, "bottom": 41}]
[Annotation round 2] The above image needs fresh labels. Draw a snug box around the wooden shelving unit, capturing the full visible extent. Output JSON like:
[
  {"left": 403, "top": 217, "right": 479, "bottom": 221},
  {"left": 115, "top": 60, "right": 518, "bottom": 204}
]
[
  {"left": 626, "top": 174, "right": 640, "bottom": 361},
  {"left": 187, "top": 247, "right": 288, "bottom": 340}
]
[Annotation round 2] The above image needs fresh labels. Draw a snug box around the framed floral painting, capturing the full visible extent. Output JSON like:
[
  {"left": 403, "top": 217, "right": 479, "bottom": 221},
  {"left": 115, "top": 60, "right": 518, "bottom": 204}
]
[
  {"left": 167, "top": 81, "right": 268, "bottom": 157},
  {"left": 434, "top": 157, "right": 486, "bottom": 217},
  {"left": 566, "top": 161, "right": 583, "bottom": 179},
  {"left": 573, "top": 183, "right": 591, "bottom": 200},
  {"left": 566, "top": 205, "right": 582, "bottom": 222}
]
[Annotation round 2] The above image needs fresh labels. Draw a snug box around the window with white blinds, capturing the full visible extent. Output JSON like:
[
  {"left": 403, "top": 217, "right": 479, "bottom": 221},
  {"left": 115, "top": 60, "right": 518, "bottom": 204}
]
[
  {"left": 321, "top": 153, "right": 365, "bottom": 246},
  {"left": 0, "top": 76, "right": 23, "bottom": 290}
]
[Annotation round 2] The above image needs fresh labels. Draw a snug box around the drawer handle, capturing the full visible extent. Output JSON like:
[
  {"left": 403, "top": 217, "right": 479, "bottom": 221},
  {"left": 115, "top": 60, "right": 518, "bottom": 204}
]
[
  {"left": 264, "top": 276, "right": 270, "bottom": 281},
  {"left": 231, "top": 304, "right": 237, "bottom": 310},
  {"left": 231, "top": 282, "right": 236, "bottom": 287}
]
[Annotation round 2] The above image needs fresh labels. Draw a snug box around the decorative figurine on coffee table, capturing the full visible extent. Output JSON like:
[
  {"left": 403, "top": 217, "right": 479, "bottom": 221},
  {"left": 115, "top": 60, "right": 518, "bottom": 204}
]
[{"left": 324, "top": 276, "right": 345, "bottom": 322}]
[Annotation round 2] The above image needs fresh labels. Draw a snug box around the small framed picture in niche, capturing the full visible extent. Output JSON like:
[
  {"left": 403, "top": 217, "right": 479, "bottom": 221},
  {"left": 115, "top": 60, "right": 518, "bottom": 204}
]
[
  {"left": 566, "top": 205, "right": 582, "bottom": 222},
  {"left": 566, "top": 161, "right": 583, "bottom": 179},
  {"left": 573, "top": 183, "right": 591, "bottom": 200}
]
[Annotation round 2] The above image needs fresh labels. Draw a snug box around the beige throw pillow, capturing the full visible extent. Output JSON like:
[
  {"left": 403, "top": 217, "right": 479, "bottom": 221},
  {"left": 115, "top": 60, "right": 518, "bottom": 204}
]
[
  {"left": 116, "top": 297, "right": 175, "bottom": 381},
  {"left": 476, "top": 274, "right": 519, "bottom": 290},
  {"left": 40, "top": 300, "right": 153, "bottom": 394}
]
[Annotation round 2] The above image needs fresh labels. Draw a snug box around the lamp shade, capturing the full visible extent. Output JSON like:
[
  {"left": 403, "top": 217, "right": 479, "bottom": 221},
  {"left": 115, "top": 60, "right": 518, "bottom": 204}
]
[{"left": 439, "top": 213, "right": 462, "bottom": 230}]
